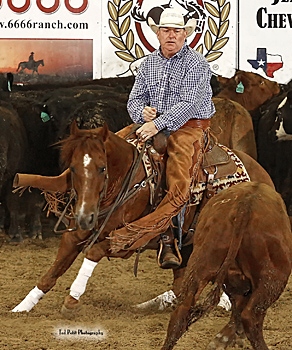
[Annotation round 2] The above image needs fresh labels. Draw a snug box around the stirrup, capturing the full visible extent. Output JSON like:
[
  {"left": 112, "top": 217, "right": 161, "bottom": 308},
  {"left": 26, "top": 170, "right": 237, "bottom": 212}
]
[{"left": 157, "top": 238, "right": 182, "bottom": 269}]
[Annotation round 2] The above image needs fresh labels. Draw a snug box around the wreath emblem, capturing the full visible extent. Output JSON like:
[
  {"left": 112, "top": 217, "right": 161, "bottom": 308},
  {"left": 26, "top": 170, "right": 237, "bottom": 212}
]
[{"left": 108, "top": 0, "right": 230, "bottom": 69}]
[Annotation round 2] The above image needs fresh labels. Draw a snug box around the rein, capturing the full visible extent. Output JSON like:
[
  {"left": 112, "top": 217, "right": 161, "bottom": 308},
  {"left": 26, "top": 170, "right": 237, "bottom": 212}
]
[{"left": 53, "top": 189, "right": 77, "bottom": 234}]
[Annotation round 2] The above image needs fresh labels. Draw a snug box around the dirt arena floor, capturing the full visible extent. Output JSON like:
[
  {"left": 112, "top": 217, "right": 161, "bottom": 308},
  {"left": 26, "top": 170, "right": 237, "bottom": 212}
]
[{"left": 0, "top": 224, "right": 292, "bottom": 350}]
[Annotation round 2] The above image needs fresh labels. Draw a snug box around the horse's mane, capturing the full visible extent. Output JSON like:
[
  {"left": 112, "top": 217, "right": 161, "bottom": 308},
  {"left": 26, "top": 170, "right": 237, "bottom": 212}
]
[{"left": 59, "top": 128, "right": 106, "bottom": 168}]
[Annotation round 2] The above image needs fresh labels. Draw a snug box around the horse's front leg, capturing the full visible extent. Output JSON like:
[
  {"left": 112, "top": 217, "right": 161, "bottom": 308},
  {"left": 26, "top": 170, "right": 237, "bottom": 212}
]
[
  {"left": 11, "top": 230, "right": 87, "bottom": 312},
  {"left": 62, "top": 239, "right": 134, "bottom": 317},
  {"left": 61, "top": 239, "right": 110, "bottom": 316}
]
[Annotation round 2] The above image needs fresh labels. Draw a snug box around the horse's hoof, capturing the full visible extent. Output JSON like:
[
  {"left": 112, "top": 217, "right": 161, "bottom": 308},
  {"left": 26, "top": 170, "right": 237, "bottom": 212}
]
[{"left": 61, "top": 295, "right": 81, "bottom": 319}]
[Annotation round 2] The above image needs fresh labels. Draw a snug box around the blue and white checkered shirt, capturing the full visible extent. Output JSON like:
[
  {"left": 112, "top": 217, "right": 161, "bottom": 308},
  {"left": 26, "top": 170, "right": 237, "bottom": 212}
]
[{"left": 127, "top": 43, "right": 215, "bottom": 132}]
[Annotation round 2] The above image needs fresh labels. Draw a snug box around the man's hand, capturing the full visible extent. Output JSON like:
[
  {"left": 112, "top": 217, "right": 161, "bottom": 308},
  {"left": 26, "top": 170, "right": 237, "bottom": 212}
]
[
  {"left": 136, "top": 121, "right": 158, "bottom": 142},
  {"left": 143, "top": 106, "right": 157, "bottom": 122}
]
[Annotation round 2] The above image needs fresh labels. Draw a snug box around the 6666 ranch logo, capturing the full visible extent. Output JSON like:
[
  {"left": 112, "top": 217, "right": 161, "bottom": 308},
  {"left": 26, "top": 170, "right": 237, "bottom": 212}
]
[
  {"left": 108, "top": 0, "right": 230, "bottom": 74},
  {"left": 0, "top": 0, "right": 88, "bottom": 14}
]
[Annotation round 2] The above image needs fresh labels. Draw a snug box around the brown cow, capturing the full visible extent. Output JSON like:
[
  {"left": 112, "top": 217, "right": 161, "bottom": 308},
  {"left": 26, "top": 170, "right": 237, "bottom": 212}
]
[
  {"left": 211, "top": 97, "right": 257, "bottom": 159},
  {"left": 216, "top": 70, "right": 280, "bottom": 112},
  {"left": 161, "top": 182, "right": 292, "bottom": 350}
]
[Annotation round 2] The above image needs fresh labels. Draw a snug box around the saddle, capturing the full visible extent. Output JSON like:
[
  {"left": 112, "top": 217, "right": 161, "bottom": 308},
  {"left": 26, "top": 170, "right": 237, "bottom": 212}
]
[{"left": 150, "top": 129, "right": 238, "bottom": 198}]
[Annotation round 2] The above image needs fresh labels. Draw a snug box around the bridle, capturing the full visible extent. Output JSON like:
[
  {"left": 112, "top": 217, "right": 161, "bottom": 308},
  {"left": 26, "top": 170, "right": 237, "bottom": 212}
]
[{"left": 53, "top": 152, "right": 109, "bottom": 235}]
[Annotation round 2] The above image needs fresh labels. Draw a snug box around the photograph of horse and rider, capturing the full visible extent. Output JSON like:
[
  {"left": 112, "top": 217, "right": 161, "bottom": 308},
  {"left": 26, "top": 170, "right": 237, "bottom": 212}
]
[
  {"left": 2, "top": 39, "right": 93, "bottom": 82},
  {"left": 17, "top": 51, "right": 44, "bottom": 74},
  {"left": 0, "top": 4, "right": 292, "bottom": 350}
]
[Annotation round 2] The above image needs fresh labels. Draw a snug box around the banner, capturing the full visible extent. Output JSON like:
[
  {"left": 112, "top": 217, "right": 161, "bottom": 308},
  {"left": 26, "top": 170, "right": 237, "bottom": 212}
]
[
  {"left": 102, "top": 0, "right": 237, "bottom": 79},
  {"left": 238, "top": 0, "right": 291, "bottom": 83},
  {"left": 0, "top": 0, "right": 99, "bottom": 82},
  {"left": 0, "top": 1, "right": 290, "bottom": 83}
]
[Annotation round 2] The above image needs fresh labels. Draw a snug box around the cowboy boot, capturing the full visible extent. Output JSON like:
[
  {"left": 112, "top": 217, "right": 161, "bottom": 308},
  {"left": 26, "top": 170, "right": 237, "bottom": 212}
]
[{"left": 158, "top": 229, "right": 181, "bottom": 269}]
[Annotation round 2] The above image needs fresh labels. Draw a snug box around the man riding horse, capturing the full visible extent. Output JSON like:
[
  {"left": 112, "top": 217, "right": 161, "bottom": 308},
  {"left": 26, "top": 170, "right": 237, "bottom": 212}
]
[{"left": 110, "top": 8, "right": 215, "bottom": 269}]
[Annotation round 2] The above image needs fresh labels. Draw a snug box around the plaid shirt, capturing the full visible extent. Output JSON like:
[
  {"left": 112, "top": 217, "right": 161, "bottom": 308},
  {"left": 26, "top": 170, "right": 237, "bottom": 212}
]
[{"left": 127, "top": 43, "right": 215, "bottom": 131}]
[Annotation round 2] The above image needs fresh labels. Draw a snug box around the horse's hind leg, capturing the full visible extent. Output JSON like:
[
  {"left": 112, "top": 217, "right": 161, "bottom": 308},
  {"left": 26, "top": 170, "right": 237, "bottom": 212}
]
[{"left": 12, "top": 230, "right": 85, "bottom": 312}]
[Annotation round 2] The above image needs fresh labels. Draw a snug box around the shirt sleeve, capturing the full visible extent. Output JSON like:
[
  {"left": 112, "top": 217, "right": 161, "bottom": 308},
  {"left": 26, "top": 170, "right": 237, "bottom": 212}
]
[
  {"left": 153, "top": 59, "right": 214, "bottom": 131},
  {"left": 127, "top": 65, "right": 149, "bottom": 124}
]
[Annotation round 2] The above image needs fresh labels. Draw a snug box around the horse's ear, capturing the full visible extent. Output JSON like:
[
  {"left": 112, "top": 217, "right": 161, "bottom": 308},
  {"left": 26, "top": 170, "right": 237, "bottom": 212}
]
[
  {"left": 70, "top": 120, "right": 79, "bottom": 135},
  {"left": 101, "top": 122, "right": 109, "bottom": 142}
]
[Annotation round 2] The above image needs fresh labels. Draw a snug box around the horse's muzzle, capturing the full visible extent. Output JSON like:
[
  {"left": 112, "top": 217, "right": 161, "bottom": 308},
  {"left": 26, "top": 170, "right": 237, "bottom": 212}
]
[{"left": 76, "top": 211, "right": 98, "bottom": 231}]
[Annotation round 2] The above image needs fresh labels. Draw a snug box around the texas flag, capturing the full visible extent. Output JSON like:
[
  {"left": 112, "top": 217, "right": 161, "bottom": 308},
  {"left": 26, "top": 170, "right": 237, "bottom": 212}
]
[{"left": 247, "top": 48, "right": 283, "bottom": 78}]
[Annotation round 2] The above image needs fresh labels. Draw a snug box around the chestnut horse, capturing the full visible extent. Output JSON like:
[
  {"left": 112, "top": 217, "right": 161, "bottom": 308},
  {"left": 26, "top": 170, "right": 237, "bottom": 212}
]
[
  {"left": 161, "top": 182, "right": 292, "bottom": 350},
  {"left": 11, "top": 122, "right": 274, "bottom": 314}
]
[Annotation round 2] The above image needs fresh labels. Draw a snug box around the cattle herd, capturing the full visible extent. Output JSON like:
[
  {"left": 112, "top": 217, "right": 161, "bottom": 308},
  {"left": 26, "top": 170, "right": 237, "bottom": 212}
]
[
  {"left": 0, "top": 69, "right": 291, "bottom": 242},
  {"left": 0, "top": 69, "right": 292, "bottom": 348}
]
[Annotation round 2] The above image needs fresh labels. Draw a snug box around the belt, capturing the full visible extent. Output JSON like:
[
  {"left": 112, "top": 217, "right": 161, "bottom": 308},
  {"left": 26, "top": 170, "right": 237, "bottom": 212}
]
[{"left": 180, "top": 118, "right": 211, "bottom": 130}]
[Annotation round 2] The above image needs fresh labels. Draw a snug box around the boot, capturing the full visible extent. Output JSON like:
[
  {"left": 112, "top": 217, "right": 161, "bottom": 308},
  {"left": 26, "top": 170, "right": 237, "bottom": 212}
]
[{"left": 158, "top": 231, "right": 181, "bottom": 269}]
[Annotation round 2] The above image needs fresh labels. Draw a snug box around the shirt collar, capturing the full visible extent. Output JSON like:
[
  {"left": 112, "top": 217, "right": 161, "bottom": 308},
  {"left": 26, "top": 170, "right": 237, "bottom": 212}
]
[{"left": 157, "top": 42, "right": 187, "bottom": 60}]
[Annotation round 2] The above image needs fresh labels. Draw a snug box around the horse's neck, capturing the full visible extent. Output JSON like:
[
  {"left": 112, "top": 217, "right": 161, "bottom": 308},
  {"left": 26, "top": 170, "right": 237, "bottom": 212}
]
[{"left": 105, "top": 132, "right": 137, "bottom": 186}]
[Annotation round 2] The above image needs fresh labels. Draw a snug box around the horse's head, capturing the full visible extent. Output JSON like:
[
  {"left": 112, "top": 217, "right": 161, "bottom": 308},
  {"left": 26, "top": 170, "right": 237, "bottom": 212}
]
[{"left": 61, "top": 121, "right": 109, "bottom": 230}]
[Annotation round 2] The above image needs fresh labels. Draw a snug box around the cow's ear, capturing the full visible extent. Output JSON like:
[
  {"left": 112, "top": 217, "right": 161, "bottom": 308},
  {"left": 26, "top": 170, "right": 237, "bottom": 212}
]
[
  {"left": 235, "top": 72, "right": 250, "bottom": 91},
  {"left": 101, "top": 122, "right": 109, "bottom": 142},
  {"left": 70, "top": 120, "right": 79, "bottom": 135}
]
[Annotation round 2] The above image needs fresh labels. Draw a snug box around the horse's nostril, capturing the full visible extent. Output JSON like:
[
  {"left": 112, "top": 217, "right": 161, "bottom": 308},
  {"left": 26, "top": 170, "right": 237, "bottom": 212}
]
[
  {"left": 88, "top": 214, "right": 95, "bottom": 226},
  {"left": 78, "top": 212, "right": 96, "bottom": 230}
]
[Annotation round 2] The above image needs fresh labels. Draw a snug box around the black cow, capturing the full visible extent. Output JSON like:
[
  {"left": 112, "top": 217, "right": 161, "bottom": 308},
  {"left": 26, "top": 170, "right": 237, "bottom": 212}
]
[
  {"left": 0, "top": 101, "right": 45, "bottom": 241},
  {"left": 0, "top": 74, "right": 59, "bottom": 242},
  {"left": 257, "top": 89, "right": 292, "bottom": 214}
]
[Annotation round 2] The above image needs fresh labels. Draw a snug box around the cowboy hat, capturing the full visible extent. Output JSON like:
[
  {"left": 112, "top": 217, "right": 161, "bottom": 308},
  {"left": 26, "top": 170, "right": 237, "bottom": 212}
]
[{"left": 148, "top": 7, "right": 197, "bottom": 38}]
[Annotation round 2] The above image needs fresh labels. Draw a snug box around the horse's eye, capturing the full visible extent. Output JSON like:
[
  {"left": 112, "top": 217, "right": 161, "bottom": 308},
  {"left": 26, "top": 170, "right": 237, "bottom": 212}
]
[
  {"left": 260, "top": 81, "right": 265, "bottom": 85},
  {"left": 99, "top": 166, "right": 106, "bottom": 174}
]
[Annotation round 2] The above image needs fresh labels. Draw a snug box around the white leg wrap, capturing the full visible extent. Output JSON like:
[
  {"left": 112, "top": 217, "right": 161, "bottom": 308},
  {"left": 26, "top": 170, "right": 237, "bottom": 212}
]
[
  {"left": 135, "top": 290, "right": 177, "bottom": 311},
  {"left": 70, "top": 258, "right": 98, "bottom": 300},
  {"left": 135, "top": 290, "right": 232, "bottom": 312},
  {"left": 218, "top": 292, "right": 232, "bottom": 311},
  {"left": 11, "top": 286, "right": 45, "bottom": 312}
]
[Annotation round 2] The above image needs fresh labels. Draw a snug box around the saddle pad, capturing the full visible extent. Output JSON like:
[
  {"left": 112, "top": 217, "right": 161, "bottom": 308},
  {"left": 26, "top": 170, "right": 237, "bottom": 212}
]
[{"left": 190, "top": 145, "right": 250, "bottom": 205}]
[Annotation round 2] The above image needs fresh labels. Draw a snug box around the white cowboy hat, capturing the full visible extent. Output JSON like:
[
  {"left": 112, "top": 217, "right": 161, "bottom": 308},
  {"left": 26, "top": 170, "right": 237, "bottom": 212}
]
[{"left": 148, "top": 7, "right": 197, "bottom": 38}]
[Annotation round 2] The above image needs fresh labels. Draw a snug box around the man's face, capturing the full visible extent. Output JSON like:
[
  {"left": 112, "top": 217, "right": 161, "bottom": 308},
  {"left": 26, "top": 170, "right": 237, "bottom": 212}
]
[{"left": 157, "top": 27, "right": 187, "bottom": 59}]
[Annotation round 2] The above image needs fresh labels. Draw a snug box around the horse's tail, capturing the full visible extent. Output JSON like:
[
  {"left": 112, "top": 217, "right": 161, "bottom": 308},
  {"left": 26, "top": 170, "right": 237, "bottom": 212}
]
[{"left": 188, "top": 194, "right": 253, "bottom": 325}]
